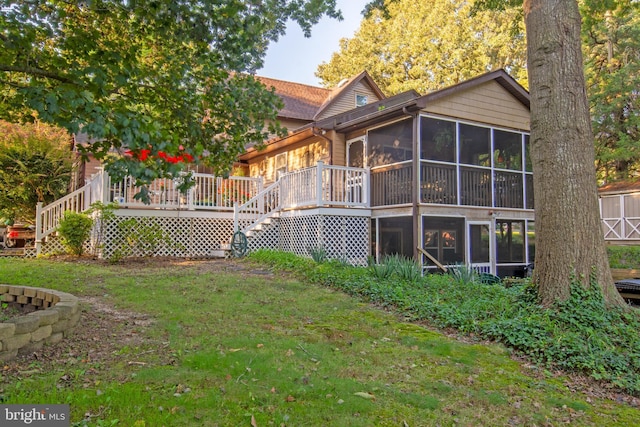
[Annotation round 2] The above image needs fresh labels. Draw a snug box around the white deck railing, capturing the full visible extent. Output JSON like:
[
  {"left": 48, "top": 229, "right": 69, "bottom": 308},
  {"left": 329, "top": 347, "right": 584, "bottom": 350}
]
[
  {"left": 36, "top": 162, "right": 369, "bottom": 254},
  {"left": 35, "top": 169, "right": 107, "bottom": 252},
  {"left": 279, "top": 161, "right": 368, "bottom": 209},
  {"left": 234, "top": 162, "right": 368, "bottom": 233},
  {"left": 110, "top": 173, "right": 261, "bottom": 211}
]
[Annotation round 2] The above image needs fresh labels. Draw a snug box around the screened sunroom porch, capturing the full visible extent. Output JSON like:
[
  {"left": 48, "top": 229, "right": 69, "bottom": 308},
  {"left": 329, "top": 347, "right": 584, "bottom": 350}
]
[{"left": 360, "top": 114, "right": 535, "bottom": 277}]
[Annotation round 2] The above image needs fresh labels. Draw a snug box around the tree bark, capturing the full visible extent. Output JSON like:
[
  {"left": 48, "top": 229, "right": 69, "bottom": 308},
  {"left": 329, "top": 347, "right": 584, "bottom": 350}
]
[{"left": 524, "top": 0, "right": 624, "bottom": 307}]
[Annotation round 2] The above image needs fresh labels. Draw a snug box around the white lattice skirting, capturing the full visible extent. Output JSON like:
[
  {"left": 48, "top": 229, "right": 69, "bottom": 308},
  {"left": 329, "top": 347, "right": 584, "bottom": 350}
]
[
  {"left": 278, "top": 214, "right": 370, "bottom": 266},
  {"left": 39, "top": 211, "right": 370, "bottom": 265}
]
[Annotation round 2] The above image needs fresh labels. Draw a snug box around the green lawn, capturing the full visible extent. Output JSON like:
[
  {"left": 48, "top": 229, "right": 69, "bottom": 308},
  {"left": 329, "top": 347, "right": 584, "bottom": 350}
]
[{"left": 0, "top": 257, "right": 638, "bottom": 426}]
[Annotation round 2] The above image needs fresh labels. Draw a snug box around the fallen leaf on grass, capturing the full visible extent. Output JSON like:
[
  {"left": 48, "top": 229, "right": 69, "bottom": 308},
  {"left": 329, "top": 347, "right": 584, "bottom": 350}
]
[
  {"left": 229, "top": 348, "right": 245, "bottom": 353},
  {"left": 286, "top": 395, "right": 296, "bottom": 402},
  {"left": 251, "top": 415, "right": 258, "bottom": 427},
  {"left": 354, "top": 392, "right": 376, "bottom": 401}
]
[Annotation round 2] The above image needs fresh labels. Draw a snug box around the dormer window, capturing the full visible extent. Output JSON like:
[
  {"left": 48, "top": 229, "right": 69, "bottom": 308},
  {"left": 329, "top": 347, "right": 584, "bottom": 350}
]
[{"left": 356, "top": 93, "right": 368, "bottom": 107}]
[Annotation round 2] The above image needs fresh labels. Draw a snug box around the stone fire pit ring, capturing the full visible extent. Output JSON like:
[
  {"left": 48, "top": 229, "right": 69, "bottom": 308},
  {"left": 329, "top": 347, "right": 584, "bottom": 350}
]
[{"left": 0, "top": 285, "right": 81, "bottom": 362}]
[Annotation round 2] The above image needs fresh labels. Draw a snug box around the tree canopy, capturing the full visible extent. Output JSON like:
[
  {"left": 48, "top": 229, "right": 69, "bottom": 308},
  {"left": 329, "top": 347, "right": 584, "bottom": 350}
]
[
  {"left": 581, "top": 0, "right": 640, "bottom": 183},
  {"left": 0, "top": 0, "right": 340, "bottom": 187},
  {"left": 316, "top": 0, "right": 528, "bottom": 95},
  {"left": 0, "top": 121, "right": 74, "bottom": 224}
]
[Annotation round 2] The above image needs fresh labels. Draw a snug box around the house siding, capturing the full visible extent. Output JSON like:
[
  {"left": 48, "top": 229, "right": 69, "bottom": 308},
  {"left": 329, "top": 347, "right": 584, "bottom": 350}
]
[
  {"left": 316, "top": 82, "right": 383, "bottom": 121},
  {"left": 248, "top": 137, "right": 329, "bottom": 182},
  {"left": 422, "top": 80, "right": 530, "bottom": 131}
]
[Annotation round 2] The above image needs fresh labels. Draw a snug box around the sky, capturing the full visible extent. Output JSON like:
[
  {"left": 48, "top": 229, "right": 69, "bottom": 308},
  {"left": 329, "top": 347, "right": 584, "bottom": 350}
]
[{"left": 258, "top": 0, "right": 370, "bottom": 87}]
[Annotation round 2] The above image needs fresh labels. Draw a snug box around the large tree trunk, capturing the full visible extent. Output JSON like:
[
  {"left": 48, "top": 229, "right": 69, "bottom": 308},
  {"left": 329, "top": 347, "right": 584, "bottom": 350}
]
[{"left": 523, "top": 0, "right": 624, "bottom": 307}]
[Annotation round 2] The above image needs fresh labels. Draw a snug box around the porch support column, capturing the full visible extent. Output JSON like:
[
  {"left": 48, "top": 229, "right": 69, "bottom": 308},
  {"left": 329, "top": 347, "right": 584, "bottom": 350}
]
[
  {"left": 409, "top": 110, "right": 420, "bottom": 263},
  {"left": 316, "top": 161, "right": 324, "bottom": 207}
]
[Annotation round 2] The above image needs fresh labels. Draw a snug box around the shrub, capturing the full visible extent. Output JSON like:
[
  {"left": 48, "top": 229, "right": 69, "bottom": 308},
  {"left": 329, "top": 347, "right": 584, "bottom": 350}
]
[{"left": 57, "top": 211, "right": 93, "bottom": 256}]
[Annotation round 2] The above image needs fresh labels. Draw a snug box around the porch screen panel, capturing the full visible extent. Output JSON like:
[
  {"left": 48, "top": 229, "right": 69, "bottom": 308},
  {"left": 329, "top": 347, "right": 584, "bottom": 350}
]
[
  {"left": 525, "top": 174, "right": 534, "bottom": 209},
  {"left": 460, "top": 166, "right": 491, "bottom": 206},
  {"left": 420, "top": 162, "right": 457, "bottom": 204},
  {"left": 377, "top": 216, "right": 414, "bottom": 258},
  {"left": 494, "top": 171, "right": 523, "bottom": 208},
  {"left": 370, "top": 163, "right": 413, "bottom": 206},
  {"left": 420, "top": 117, "right": 456, "bottom": 162},
  {"left": 459, "top": 124, "right": 490, "bottom": 167},
  {"left": 493, "top": 130, "right": 522, "bottom": 171},
  {"left": 496, "top": 220, "right": 525, "bottom": 263},
  {"left": 368, "top": 119, "right": 413, "bottom": 167}
]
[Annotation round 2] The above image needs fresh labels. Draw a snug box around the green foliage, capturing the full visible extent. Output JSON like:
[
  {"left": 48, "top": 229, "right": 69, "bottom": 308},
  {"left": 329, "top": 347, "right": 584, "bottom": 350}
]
[
  {"left": 0, "top": 121, "right": 73, "bottom": 223},
  {"left": 251, "top": 250, "right": 640, "bottom": 395},
  {"left": 607, "top": 245, "right": 640, "bottom": 269},
  {"left": 317, "top": 0, "right": 528, "bottom": 95},
  {"left": 308, "top": 245, "right": 328, "bottom": 263},
  {"left": 57, "top": 211, "right": 94, "bottom": 256},
  {"left": 368, "top": 254, "right": 421, "bottom": 281},
  {"left": 581, "top": 0, "right": 640, "bottom": 182},
  {"left": 109, "top": 218, "right": 176, "bottom": 262},
  {"left": 0, "top": 0, "right": 340, "bottom": 186}
]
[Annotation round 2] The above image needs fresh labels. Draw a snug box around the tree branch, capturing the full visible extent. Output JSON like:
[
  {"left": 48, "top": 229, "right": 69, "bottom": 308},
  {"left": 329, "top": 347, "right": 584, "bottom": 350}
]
[{"left": 0, "top": 64, "right": 78, "bottom": 85}]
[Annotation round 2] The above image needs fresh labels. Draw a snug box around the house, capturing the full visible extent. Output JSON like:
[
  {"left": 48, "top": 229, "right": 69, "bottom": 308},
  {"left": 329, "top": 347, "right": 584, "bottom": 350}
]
[
  {"left": 599, "top": 181, "right": 640, "bottom": 244},
  {"left": 35, "top": 69, "right": 534, "bottom": 277}
]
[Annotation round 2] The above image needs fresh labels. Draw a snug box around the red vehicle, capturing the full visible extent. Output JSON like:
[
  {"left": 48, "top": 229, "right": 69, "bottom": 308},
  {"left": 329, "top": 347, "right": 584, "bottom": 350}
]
[{"left": 2, "top": 224, "right": 35, "bottom": 248}]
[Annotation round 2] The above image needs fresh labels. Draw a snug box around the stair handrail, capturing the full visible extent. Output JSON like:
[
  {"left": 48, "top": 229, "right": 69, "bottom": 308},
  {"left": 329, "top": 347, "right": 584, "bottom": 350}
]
[
  {"left": 233, "top": 179, "right": 282, "bottom": 234},
  {"left": 35, "top": 170, "right": 106, "bottom": 254}
]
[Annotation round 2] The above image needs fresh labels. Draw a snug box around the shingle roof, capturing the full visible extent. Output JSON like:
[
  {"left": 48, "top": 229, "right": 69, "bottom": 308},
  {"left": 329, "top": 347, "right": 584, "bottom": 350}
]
[
  {"left": 256, "top": 71, "right": 386, "bottom": 122},
  {"left": 599, "top": 180, "right": 640, "bottom": 194},
  {"left": 256, "top": 76, "right": 332, "bottom": 121}
]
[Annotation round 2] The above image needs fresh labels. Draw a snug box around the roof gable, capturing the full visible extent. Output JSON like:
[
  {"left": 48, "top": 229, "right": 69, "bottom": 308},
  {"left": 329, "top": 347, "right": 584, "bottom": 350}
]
[
  {"left": 313, "top": 71, "right": 386, "bottom": 120},
  {"left": 416, "top": 69, "right": 529, "bottom": 110},
  {"left": 256, "top": 71, "right": 386, "bottom": 123}
]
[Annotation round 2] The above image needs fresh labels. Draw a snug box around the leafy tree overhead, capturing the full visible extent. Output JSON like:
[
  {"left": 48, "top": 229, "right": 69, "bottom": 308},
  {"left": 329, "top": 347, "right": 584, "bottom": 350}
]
[
  {"left": 317, "top": 0, "right": 528, "bottom": 95},
  {"left": 581, "top": 0, "right": 640, "bottom": 183},
  {"left": 0, "top": 120, "right": 74, "bottom": 224},
  {"left": 0, "top": 0, "right": 340, "bottom": 188}
]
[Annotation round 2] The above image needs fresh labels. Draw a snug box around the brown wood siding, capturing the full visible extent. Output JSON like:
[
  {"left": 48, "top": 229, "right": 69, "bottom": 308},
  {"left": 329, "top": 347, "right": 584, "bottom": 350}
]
[
  {"left": 329, "top": 131, "right": 346, "bottom": 166},
  {"left": 423, "top": 81, "right": 530, "bottom": 131},
  {"left": 317, "top": 82, "right": 383, "bottom": 121}
]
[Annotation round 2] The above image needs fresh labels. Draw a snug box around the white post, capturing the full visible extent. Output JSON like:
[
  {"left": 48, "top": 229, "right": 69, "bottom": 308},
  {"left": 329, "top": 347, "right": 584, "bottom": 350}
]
[
  {"left": 316, "top": 161, "right": 324, "bottom": 207},
  {"left": 233, "top": 202, "right": 239, "bottom": 233},
  {"left": 364, "top": 167, "right": 371, "bottom": 208},
  {"left": 35, "top": 202, "right": 43, "bottom": 256},
  {"left": 101, "top": 169, "right": 110, "bottom": 204},
  {"left": 257, "top": 178, "right": 264, "bottom": 214}
]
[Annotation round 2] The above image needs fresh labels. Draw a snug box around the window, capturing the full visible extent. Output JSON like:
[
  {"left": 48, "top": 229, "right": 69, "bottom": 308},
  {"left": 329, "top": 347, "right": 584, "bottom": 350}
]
[
  {"left": 274, "top": 152, "right": 287, "bottom": 179},
  {"left": 422, "top": 217, "right": 465, "bottom": 265},
  {"left": 356, "top": 93, "right": 368, "bottom": 107}
]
